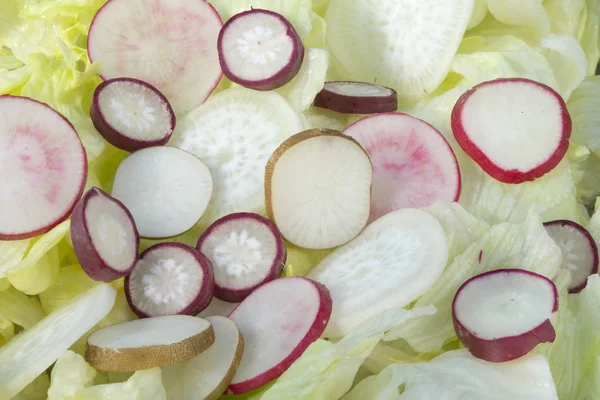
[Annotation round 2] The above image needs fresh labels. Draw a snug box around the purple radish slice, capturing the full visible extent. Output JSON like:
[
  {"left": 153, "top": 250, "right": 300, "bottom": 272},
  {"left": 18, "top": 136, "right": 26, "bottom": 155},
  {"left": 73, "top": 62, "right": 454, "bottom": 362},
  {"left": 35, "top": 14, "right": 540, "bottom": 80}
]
[
  {"left": 452, "top": 269, "right": 558, "bottom": 363},
  {"left": 196, "top": 212, "right": 287, "bottom": 302},
  {"left": 70, "top": 187, "right": 140, "bottom": 282},
  {"left": 217, "top": 9, "right": 304, "bottom": 91},
  {"left": 314, "top": 81, "right": 398, "bottom": 114},
  {"left": 90, "top": 78, "right": 176, "bottom": 153},
  {"left": 227, "top": 277, "right": 332, "bottom": 394},
  {"left": 543, "top": 220, "right": 599, "bottom": 294},
  {"left": 125, "top": 242, "right": 215, "bottom": 318},
  {"left": 343, "top": 112, "right": 461, "bottom": 222},
  {"left": 0, "top": 95, "right": 87, "bottom": 240}
]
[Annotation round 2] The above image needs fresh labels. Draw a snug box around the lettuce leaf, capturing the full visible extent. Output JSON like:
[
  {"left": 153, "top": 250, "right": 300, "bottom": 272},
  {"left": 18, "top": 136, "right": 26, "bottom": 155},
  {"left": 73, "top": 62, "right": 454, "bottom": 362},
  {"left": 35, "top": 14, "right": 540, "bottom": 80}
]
[
  {"left": 568, "top": 76, "right": 600, "bottom": 153},
  {"left": 577, "top": 0, "right": 600, "bottom": 75},
  {"left": 47, "top": 350, "right": 96, "bottom": 400},
  {"left": 0, "top": 312, "right": 14, "bottom": 346},
  {"left": 12, "top": 372, "right": 50, "bottom": 400},
  {"left": 544, "top": 0, "right": 586, "bottom": 36},
  {"left": 0, "top": 287, "right": 45, "bottom": 330},
  {"left": 74, "top": 368, "right": 166, "bottom": 400},
  {"left": 485, "top": 0, "right": 551, "bottom": 40},
  {"left": 38, "top": 264, "right": 96, "bottom": 315}
]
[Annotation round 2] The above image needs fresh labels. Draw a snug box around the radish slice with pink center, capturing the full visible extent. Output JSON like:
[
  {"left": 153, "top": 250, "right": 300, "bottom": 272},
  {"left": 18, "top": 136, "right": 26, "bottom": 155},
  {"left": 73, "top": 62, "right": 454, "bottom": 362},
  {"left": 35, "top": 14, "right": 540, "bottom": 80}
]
[
  {"left": 125, "top": 242, "right": 215, "bottom": 317},
  {"left": 314, "top": 81, "right": 398, "bottom": 114},
  {"left": 0, "top": 96, "right": 87, "bottom": 240},
  {"left": 452, "top": 269, "right": 558, "bottom": 363}
]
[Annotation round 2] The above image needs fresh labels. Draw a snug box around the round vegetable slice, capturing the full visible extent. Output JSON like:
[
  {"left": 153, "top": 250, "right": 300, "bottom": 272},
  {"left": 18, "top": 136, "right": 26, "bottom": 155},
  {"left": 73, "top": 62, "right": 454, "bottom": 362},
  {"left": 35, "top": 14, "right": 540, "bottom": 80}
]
[
  {"left": 313, "top": 81, "right": 398, "bottom": 114},
  {"left": 198, "top": 297, "right": 239, "bottom": 318}
]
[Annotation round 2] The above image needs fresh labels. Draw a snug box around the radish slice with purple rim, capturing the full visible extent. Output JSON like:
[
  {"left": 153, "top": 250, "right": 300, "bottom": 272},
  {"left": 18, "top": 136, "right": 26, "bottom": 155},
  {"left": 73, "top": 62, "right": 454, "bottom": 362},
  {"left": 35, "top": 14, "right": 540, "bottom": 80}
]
[
  {"left": 217, "top": 9, "right": 304, "bottom": 91},
  {"left": 70, "top": 187, "right": 140, "bottom": 282},
  {"left": 0, "top": 95, "right": 87, "bottom": 240},
  {"left": 125, "top": 242, "right": 215, "bottom": 318},
  {"left": 196, "top": 212, "right": 287, "bottom": 302},
  {"left": 543, "top": 219, "right": 599, "bottom": 293},
  {"left": 452, "top": 269, "right": 558, "bottom": 363},
  {"left": 314, "top": 81, "right": 398, "bottom": 114}
]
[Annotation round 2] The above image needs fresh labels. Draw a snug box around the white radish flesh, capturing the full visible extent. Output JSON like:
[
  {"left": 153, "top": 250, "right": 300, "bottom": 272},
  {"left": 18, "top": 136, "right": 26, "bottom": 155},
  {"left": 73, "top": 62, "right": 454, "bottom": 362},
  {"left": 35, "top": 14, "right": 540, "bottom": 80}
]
[
  {"left": 314, "top": 81, "right": 398, "bottom": 114},
  {"left": 198, "top": 297, "right": 239, "bottom": 318}
]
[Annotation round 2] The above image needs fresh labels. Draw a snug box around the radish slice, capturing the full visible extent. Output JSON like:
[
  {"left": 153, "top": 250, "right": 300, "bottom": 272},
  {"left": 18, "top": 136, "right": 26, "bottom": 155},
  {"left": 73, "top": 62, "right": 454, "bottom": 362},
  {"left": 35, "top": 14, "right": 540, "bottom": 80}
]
[
  {"left": 313, "top": 81, "right": 398, "bottom": 114},
  {"left": 111, "top": 146, "right": 213, "bottom": 239},
  {"left": 125, "top": 242, "right": 215, "bottom": 318},
  {"left": 265, "top": 129, "right": 373, "bottom": 249},
  {"left": 70, "top": 187, "right": 139, "bottom": 282},
  {"left": 217, "top": 9, "right": 304, "bottom": 91},
  {"left": 227, "top": 277, "right": 332, "bottom": 394},
  {"left": 452, "top": 269, "right": 558, "bottom": 363},
  {"left": 451, "top": 78, "right": 572, "bottom": 184},
  {"left": 90, "top": 78, "right": 175, "bottom": 152},
  {"left": 0, "top": 96, "right": 87, "bottom": 240},
  {"left": 196, "top": 212, "right": 287, "bottom": 302},
  {"left": 87, "top": 0, "right": 223, "bottom": 113},
  {"left": 344, "top": 113, "right": 461, "bottom": 222},
  {"left": 198, "top": 297, "right": 239, "bottom": 318},
  {"left": 543, "top": 220, "right": 599, "bottom": 293}
]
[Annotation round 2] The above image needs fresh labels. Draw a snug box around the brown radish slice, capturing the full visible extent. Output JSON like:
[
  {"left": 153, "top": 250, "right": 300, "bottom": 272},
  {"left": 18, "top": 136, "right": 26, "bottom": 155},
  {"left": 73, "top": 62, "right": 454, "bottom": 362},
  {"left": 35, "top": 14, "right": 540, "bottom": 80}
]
[
  {"left": 314, "top": 81, "right": 398, "bottom": 114},
  {"left": 227, "top": 277, "right": 332, "bottom": 394},
  {"left": 0, "top": 96, "right": 87, "bottom": 240},
  {"left": 196, "top": 212, "right": 287, "bottom": 302},
  {"left": 452, "top": 269, "right": 558, "bottom": 363},
  {"left": 85, "top": 315, "right": 215, "bottom": 372},
  {"left": 125, "top": 242, "right": 215, "bottom": 317},
  {"left": 70, "top": 187, "right": 139, "bottom": 282}
]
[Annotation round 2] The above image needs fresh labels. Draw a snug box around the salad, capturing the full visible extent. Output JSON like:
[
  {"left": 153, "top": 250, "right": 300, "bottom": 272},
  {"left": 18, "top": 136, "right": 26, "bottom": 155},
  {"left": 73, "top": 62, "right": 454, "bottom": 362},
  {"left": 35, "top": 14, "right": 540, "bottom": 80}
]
[{"left": 0, "top": 0, "right": 599, "bottom": 399}]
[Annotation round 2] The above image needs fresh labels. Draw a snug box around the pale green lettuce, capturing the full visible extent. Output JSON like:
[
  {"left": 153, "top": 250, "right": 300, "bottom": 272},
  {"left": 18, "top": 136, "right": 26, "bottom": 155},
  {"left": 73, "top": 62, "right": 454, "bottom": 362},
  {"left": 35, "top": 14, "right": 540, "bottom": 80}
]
[
  {"left": 0, "top": 287, "right": 45, "bottom": 330},
  {"left": 47, "top": 350, "right": 96, "bottom": 400}
]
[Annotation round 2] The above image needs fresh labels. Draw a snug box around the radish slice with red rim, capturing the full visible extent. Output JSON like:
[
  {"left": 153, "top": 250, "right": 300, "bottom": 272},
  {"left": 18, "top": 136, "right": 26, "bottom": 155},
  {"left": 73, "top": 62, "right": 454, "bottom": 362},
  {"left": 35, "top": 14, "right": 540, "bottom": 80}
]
[
  {"left": 452, "top": 269, "right": 558, "bottom": 363},
  {"left": 125, "top": 242, "right": 215, "bottom": 317},
  {"left": 314, "top": 81, "right": 398, "bottom": 114}
]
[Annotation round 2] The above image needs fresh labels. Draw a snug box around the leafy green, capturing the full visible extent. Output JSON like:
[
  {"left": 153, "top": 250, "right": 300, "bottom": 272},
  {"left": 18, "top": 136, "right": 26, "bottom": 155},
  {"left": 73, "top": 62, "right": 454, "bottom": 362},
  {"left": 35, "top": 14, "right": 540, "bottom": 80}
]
[{"left": 47, "top": 350, "right": 96, "bottom": 400}]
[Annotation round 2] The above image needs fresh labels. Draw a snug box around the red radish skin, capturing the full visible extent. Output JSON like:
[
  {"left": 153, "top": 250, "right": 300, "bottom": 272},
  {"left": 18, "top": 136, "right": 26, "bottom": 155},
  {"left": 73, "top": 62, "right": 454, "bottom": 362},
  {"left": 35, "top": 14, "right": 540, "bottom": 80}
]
[{"left": 314, "top": 81, "right": 398, "bottom": 114}]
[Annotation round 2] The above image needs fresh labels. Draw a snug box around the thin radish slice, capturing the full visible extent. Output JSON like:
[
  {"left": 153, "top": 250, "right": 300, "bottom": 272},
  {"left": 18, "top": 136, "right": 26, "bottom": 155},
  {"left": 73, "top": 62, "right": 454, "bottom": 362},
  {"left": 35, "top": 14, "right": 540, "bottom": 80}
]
[
  {"left": 71, "top": 187, "right": 139, "bottom": 282},
  {"left": 227, "top": 277, "right": 332, "bottom": 394},
  {"left": 0, "top": 96, "right": 87, "bottom": 240},
  {"left": 198, "top": 297, "right": 239, "bottom": 318},
  {"left": 87, "top": 0, "right": 223, "bottom": 113},
  {"left": 313, "top": 81, "right": 398, "bottom": 114},
  {"left": 90, "top": 78, "right": 175, "bottom": 152},
  {"left": 452, "top": 269, "right": 558, "bottom": 363},
  {"left": 111, "top": 146, "right": 213, "bottom": 238},
  {"left": 344, "top": 113, "right": 461, "bottom": 222},
  {"left": 265, "top": 129, "right": 373, "bottom": 249},
  {"left": 218, "top": 9, "right": 304, "bottom": 91},
  {"left": 125, "top": 242, "right": 215, "bottom": 318},
  {"left": 543, "top": 220, "right": 599, "bottom": 293},
  {"left": 451, "top": 78, "right": 572, "bottom": 184},
  {"left": 196, "top": 212, "right": 287, "bottom": 302}
]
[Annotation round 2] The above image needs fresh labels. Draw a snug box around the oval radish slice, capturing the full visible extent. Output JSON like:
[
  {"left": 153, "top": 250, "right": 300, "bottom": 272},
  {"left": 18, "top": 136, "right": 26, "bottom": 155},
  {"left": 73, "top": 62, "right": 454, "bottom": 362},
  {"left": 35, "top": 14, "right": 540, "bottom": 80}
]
[
  {"left": 196, "top": 212, "right": 287, "bottom": 302},
  {"left": 70, "top": 187, "right": 139, "bottom": 282},
  {"left": 452, "top": 269, "right": 558, "bottom": 363},
  {"left": 198, "top": 297, "right": 239, "bottom": 318},
  {"left": 543, "top": 220, "right": 599, "bottom": 294},
  {"left": 227, "top": 277, "right": 332, "bottom": 394},
  {"left": 451, "top": 78, "right": 572, "bottom": 184},
  {"left": 314, "top": 81, "right": 398, "bottom": 114},
  {"left": 218, "top": 9, "right": 304, "bottom": 91},
  {"left": 125, "top": 243, "right": 215, "bottom": 318},
  {"left": 0, "top": 96, "right": 87, "bottom": 240},
  {"left": 87, "top": 0, "right": 223, "bottom": 113},
  {"left": 344, "top": 113, "right": 461, "bottom": 222}
]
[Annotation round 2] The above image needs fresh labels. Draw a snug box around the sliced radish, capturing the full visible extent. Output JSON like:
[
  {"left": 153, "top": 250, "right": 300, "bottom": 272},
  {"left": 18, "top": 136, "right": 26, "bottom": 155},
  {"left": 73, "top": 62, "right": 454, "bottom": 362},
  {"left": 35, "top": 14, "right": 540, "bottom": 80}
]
[
  {"left": 0, "top": 96, "right": 87, "bottom": 240},
  {"left": 265, "top": 129, "right": 373, "bottom": 249},
  {"left": 87, "top": 0, "right": 223, "bottom": 113},
  {"left": 198, "top": 297, "right": 239, "bottom": 318},
  {"left": 125, "top": 242, "right": 215, "bottom": 318},
  {"left": 344, "top": 113, "right": 461, "bottom": 222},
  {"left": 111, "top": 146, "right": 213, "bottom": 238},
  {"left": 227, "top": 277, "right": 332, "bottom": 394},
  {"left": 313, "top": 81, "right": 398, "bottom": 114},
  {"left": 451, "top": 78, "right": 572, "bottom": 184},
  {"left": 217, "top": 9, "right": 304, "bottom": 91},
  {"left": 452, "top": 269, "right": 558, "bottom": 363},
  {"left": 543, "top": 220, "right": 599, "bottom": 293},
  {"left": 70, "top": 187, "right": 139, "bottom": 282},
  {"left": 90, "top": 78, "right": 175, "bottom": 152},
  {"left": 196, "top": 212, "right": 287, "bottom": 302}
]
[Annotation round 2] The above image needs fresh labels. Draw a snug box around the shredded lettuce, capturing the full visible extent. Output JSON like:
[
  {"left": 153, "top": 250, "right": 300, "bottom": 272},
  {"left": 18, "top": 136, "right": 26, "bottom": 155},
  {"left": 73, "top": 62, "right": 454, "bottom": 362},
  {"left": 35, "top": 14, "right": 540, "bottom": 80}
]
[
  {"left": 0, "top": 287, "right": 45, "bottom": 330},
  {"left": 47, "top": 350, "right": 96, "bottom": 400},
  {"left": 74, "top": 368, "right": 167, "bottom": 400},
  {"left": 12, "top": 372, "right": 50, "bottom": 400}
]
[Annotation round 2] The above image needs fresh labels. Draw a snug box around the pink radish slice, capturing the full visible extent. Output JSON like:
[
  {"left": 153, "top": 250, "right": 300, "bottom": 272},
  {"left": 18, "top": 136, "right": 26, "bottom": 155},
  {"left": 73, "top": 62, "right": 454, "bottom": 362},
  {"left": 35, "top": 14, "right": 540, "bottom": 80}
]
[
  {"left": 314, "top": 81, "right": 398, "bottom": 114},
  {"left": 125, "top": 242, "right": 215, "bottom": 318},
  {"left": 0, "top": 96, "right": 87, "bottom": 240},
  {"left": 452, "top": 269, "right": 558, "bottom": 363},
  {"left": 88, "top": 0, "right": 223, "bottom": 113},
  {"left": 71, "top": 187, "right": 140, "bottom": 282},
  {"left": 217, "top": 9, "right": 304, "bottom": 91},
  {"left": 90, "top": 78, "right": 176, "bottom": 152},
  {"left": 343, "top": 112, "right": 461, "bottom": 222},
  {"left": 227, "top": 277, "right": 332, "bottom": 394},
  {"left": 543, "top": 220, "right": 599, "bottom": 294},
  {"left": 196, "top": 212, "right": 287, "bottom": 302},
  {"left": 451, "top": 78, "right": 571, "bottom": 184}
]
